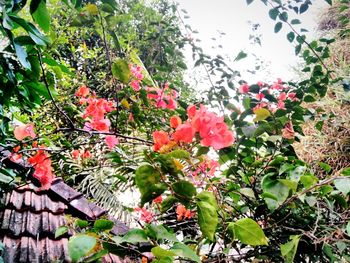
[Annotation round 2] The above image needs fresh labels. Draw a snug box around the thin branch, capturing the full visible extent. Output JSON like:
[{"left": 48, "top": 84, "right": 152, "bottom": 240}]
[{"left": 37, "top": 50, "right": 75, "bottom": 128}]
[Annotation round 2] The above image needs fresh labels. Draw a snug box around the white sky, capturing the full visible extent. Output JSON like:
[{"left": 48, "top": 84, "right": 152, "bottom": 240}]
[{"left": 175, "top": 0, "right": 328, "bottom": 84}]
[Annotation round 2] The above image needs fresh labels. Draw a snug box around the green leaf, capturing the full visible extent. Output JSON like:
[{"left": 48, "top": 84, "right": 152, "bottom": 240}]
[
  {"left": 319, "top": 162, "right": 331, "bottom": 173},
  {"left": 152, "top": 247, "right": 177, "bottom": 258},
  {"left": 68, "top": 234, "right": 97, "bottom": 263},
  {"left": 228, "top": 218, "right": 268, "bottom": 246},
  {"left": 75, "top": 219, "right": 88, "bottom": 228},
  {"left": 269, "top": 8, "right": 279, "bottom": 20},
  {"left": 197, "top": 191, "right": 218, "bottom": 241},
  {"left": 171, "top": 242, "right": 200, "bottom": 263},
  {"left": 112, "top": 58, "right": 131, "bottom": 84},
  {"left": 14, "top": 42, "right": 31, "bottom": 69},
  {"left": 161, "top": 196, "right": 178, "bottom": 213},
  {"left": 341, "top": 167, "right": 350, "bottom": 176},
  {"left": 346, "top": 221, "right": 350, "bottom": 236},
  {"left": 324, "top": 0, "right": 332, "bottom": 5},
  {"left": 274, "top": 22, "right": 282, "bottom": 33},
  {"left": 55, "top": 226, "right": 68, "bottom": 238},
  {"left": 172, "top": 180, "right": 196, "bottom": 202},
  {"left": 291, "top": 19, "right": 301, "bottom": 25},
  {"left": 280, "top": 235, "right": 301, "bottom": 263},
  {"left": 262, "top": 174, "right": 290, "bottom": 210},
  {"left": 234, "top": 50, "right": 247, "bottom": 61},
  {"left": 121, "top": 229, "right": 148, "bottom": 244},
  {"left": 253, "top": 108, "right": 271, "bottom": 122},
  {"left": 30, "top": 0, "right": 51, "bottom": 32},
  {"left": 93, "top": 219, "right": 114, "bottom": 231},
  {"left": 334, "top": 177, "right": 350, "bottom": 195},
  {"left": 287, "top": 32, "right": 295, "bottom": 42},
  {"left": 279, "top": 12, "right": 288, "bottom": 22},
  {"left": 135, "top": 164, "right": 167, "bottom": 206},
  {"left": 146, "top": 224, "right": 178, "bottom": 242},
  {"left": 166, "top": 150, "right": 190, "bottom": 160}
]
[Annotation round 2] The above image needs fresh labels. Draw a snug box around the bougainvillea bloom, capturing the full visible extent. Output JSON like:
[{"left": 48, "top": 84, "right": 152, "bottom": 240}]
[
  {"left": 75, "top": 85, "right": 90, "bottom": 97},
  {"left": 170, "top": 116, "right": 182, "bottom": 129},
  {"left": 152, "top": 131, "right": 170, "bottom": 152},
  {"left": 239, "top": 84, "right": 250, "bottom": 93},
  {"left": 282, "top": 122, "right": 295, "bottom": 139},
  {"left": 153, "top": 195, "right": 163, "bottom": 204},
  {"left": 130, "top": 65, "right": 144, "bottom": 80},
  {"left": 91, "top": 118, "right": 111, "bottom": 132},
  {"left": 176, "top": 204, "right": 193, "bottom": 221},
  {"left": 130, "top": 80, "right": 141, "bottom": 91},
  {"left": 173, "top": 123, "right": 195, "bottom": 143},
  {"left": 28, "top": 150, "right": 55, "bottom": 190},
  {"left": 82, "top": 150, "right": 92, "bottom": 159},
  {"left": 255, "top": 93, "right": 265, "bottom": 101},
  {"left": 105, "top": 135, "right": 119, "bottom": 149},
  {"left": 187, "top": 105, "right": 197, "bottom": 119},
  {"left": 278, "top": 92, "right": 287, "bottom": 101},
  {"left": 134, "top": 207, "right": 153, "bottom": 223},
  {"left": 147, "top": 84, "right": 178, "bottom": 110},
  {"left": 72, "top": 150, "right": 80, "bottom": 159},
  {"left": 14, "top": 123, "right": 36, "bottom": 141}
]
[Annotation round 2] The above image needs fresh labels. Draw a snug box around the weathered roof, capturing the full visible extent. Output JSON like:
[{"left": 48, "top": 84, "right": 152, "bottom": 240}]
[{"left": 0, "top": 148, "right": 130, "bottom": 262}]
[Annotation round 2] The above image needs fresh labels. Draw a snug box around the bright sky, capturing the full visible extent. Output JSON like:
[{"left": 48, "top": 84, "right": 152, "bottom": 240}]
[{"left": 175, "top": 0, "right": 328, "bottom": 84}]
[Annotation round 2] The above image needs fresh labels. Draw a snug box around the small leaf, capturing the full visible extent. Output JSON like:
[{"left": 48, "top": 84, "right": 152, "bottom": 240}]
[
  {"left": 280, "top": 235, "right": 301, "bottom": 263},
  {"left": 291, "top": 19, "right": 301, "bottom": 25},
  {"left": 68, "top": 234, "right": 97, "bottom": 263},
  {"left": 346, "top": 221, "right": 350, "bottom": 236},
  {"left": 246, "top": 0, "right": 255, "bottom": 4},
  {"left": 324, "top": 0, "right": 332, "bottom": 5},
  {"left": 279, "top": 12, "right": 288, "bottom": 22},
  {"left": 75, "top": 219, "right": 88, "bottom": 228},
  {"left": 287, "top": 32, "right": 295, "bottom": 42},
  {"left": 234, "top": 50, "right": 247, "bottom": 61},
  {"left": 253, "top": 108, "right": 271, "bottom": 122},
  {"left": 334, "top": 177, "right": 350, "bottom": 195},
  {"left": 122, "top": 229, "right": 148, "bottom": 244},
  {"left": 269, "top": 8, "right": 279, "bottom": 20},
  {"left": 55, "top": 226, "right": 68, "bottom": 238},
  {"left": 341, "top": 167, "right": 350, "bottom": 176},
  {"left": 274, "top": 22, "right": 282, "bottom": 33},
  {"left": 85, "top": 3, "right": 99, "bottom": 15},
  {"left": 112, "top": 58, "right": 131, "bottom": 84},
  {"left": 94, "top": 219, "right": 114, "bottom": 231},
  {"left": 152, "top": 247, "right": 177, "bottom": 258},
  {"left": 228, "top": 218, "right": 268, "bottom": 246}
]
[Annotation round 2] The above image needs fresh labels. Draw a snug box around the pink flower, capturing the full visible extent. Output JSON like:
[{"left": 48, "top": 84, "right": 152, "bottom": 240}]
[
  {"left": 130, "top": 80, "right": 141, "bottom": 91},
  {"left": 82, "top": 150, "right": 92, "bottom": 159},
  {"left": 128, "top": 113, "right": 134, "bottom": 122},
  {"left": 166, "top": 97, "right": 177, "bottom": 110},
  {"left": 239, "top": 84, "right": 250, "bottom": 93},
  {"left": 91, "top": 118, "right": 111, "bottom": 132},
  {"left": 153, "top": 131, "right": 170, "bottom": 152},
  {"left": 187, "top": 105, "right": 197, "bottom": 119},
  {"left": 288, "top": 92, "right": 298, "bottom": 101},
  {"left": 255, "top": 93, "right": 265, "bottom": 100},
  {"left": 153, "top": 195, "right": 163, "bottom": 204},
  {"left": 257, "top": 81, "right": 265, "bottom": 87},
  {"left": 173, "top": 123, "right": 195, "bottom": 143},
  {"left": 134, "top": 207, "right": 153, "bottom": 223},
  {"left": 14, "top": 123, "right": 36, "bottom": 141},
  {"left": 282, "top": 122, "right": 295, "bottom": 139},
  {"left": 72, "top": 150, "right": 80, "bottom": 159},
  {"left": 176, "top": 204, "right": 193, "bottom": 221},
  {"left": 277, "top": 100, "right": 286, "bottom": 110},
  {"left": 278, "top": 92, "right": 287, "bottom": 101},
  {"left": 105, "top": 135, "right": 119, "bottom": 149},
  {"left": 253, "top": 102, "right": 267, "bottom": 111},
  {"left": 170, "top": 116, "right": 182, "bottom": 129}
]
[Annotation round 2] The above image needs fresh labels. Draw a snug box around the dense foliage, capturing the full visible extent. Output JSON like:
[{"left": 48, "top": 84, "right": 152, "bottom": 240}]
[{"left": 0, "top": 0, "right": 349, "bottom": 262}]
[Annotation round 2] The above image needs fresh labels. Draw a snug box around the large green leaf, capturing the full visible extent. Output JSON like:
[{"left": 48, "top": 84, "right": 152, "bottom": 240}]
[
  {"left": 121, "top": 229, "right": 148, "bottom": 244},
  {"left": 172, "top": 180, "right": 196, "bottom": 203},
  {"left": 145, "top": 224, "right": 178, "bottom": 242},
  {"left": 30, "top": 0, "right": 51, "bottom": 32},
  {"left": 196, "top": 191, "right": 218, "bottom": 241},
  {"left": 112, "top": 58, "right": 131, "bottom": 84},
  {"left": 228, "top": 218, "right": 268, "bottom": 246},
  {"left": 262, "top": 174, "right": 290, "bottom": 211},
  {"left": 68, "top": 234, "right": 97, "bottom": 262},
  {"left": 93, "top": 219, "right": 114, "bottom": 231},
  {"left": 280, "top": 235, "right": 301, "bottom": 263},
  {"left": 135, "top": 164, "right": 167, "bottom": 206},
  {"left": 170, "top": 242, "right": 200, "bottom": 263}
]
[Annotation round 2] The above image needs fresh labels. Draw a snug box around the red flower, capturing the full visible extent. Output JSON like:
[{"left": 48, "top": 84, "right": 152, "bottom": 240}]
[
  {"left": 170, "top": 116, "right": 182, "bottom": 129},
  {"left": 239, "top": 84, "right": 250, "bottom": 93},
  {"left": 14, "top": 123, "right": 36, "bottom": 141},
  {"left": 72, "top": 150, "right": 80, "bottom": 159},
  {"left": 28, "top": 150, "right": 54, "bottom": 190},
  {"left": 153, "top": 195, "right": 163, "bottom": 204},
  {"left": 82, "top": 150, "right": 92, "bottom": 159},
  {"left": 255, "top": 93, "right": 265, "bottom": 100},
  {"left": 90, "top": 118, "right": 111, "bottom": 132},
  {"left": 105, "top": 135, "right": 119, "bottom": 149},
  {"left": 187, "top": 105, "right": 197, "bottom": 119},
  {"left": 176, "top": 204, "right": 193, "bottom": 221},
  {"left": 166, "top": 97, "right": 177, "bottom": 110},
  {"left": 173, "top": 123, "right": 195, "bottom": 143},
  {"left": 130, "top": 80, "right": 141, "bottom": 91},
  {"left": 288, "top": 92, "right": 298, "bottom": 101},
  {"left": 152, "top": 131, "right": 170, "bottom": 152},
  {"left": 75, "top": 85, "right": 90, "bottom": 97}
]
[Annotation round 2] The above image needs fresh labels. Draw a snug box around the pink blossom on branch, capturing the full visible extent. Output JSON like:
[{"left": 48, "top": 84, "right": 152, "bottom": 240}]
[
  {"left": 105, "top": 135, "right": 119, "bottom": 149},
  {"left": 14, "top": 123, "right": 36, "bottom": 141}
]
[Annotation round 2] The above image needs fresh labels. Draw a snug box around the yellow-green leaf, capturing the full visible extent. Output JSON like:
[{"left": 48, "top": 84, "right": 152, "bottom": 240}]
[
  {"left": 85, "top": 4, "right": 99, "bottom": 15},
  {"left": 228, "top": 218, "right": 268, "bottom": 246},
  {"left": 253, "top": 108, "right": 270, "bottom": 122}
]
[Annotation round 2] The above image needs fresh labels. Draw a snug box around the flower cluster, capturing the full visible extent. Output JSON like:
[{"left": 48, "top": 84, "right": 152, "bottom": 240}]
[
  {"left": 134, "top": 207, "right": 154, "bottom": 223},
  {"left": 238, "top": 79, "right": 298, "bottom": 112},
  {"left": 28, "top": 149, "right": 55, "bottom": 190},
  {"left": 191, "top": 158, "right": 220, "bottom": 186},
  {"left": 71, "top": 149, "right": 92, "bottom": 159},
  {"left": 76, "top": 86, "right": 119, "bottom": 149},
  {"left": 153, "top": 104, "right": 235, "bottom": 152},
  {"left": 129, "top": 64, "right": 144, "bottom": 91},
  {"left": 147, "top": 83, "right": 178, "bottom": 110},
  {"left": 176, "top": 204, "right": 194, "bottom": 221}
]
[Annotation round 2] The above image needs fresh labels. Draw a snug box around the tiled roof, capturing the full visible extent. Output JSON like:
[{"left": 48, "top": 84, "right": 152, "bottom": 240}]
[{"left": 0, "top": 148, "right": 130, "bottom": 263}]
